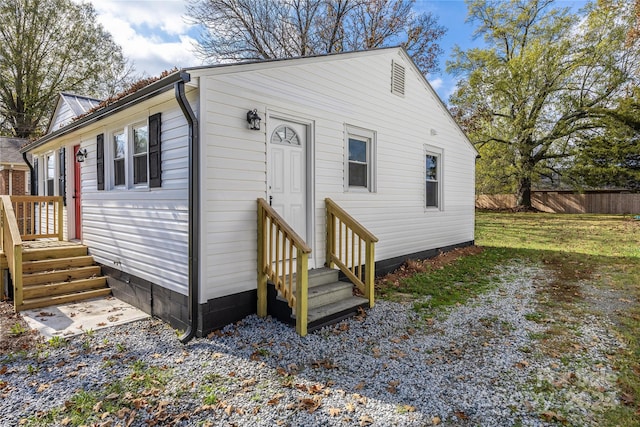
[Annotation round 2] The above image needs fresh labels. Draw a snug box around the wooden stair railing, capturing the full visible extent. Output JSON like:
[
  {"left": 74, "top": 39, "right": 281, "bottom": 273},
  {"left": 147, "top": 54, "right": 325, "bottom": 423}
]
[
  {"left": 11, "top": 196, "right": 64, "bottom": 240},
  {"left": 257, "top": 198, "right": 312, "bottom": 336},
  {"left": 325, "top": 198, "right": 378, "bottom": 307},
  {"left": 1, "top": 196, "right": 64, "bottom": 311},
  {"left": 1, "top": 195, "right": 24, "bottom": 311}
]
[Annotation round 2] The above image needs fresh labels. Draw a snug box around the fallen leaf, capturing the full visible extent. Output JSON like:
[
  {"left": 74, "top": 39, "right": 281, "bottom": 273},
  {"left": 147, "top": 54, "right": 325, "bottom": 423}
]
[
  {"left": 36, "top": 383, "right": 50, "bottom": 393},
  {"left": 355, "top": 381, "right": 365, "bottom": 390},
  {"left": 432, "top": 416, "right": 441, "bottom": 425},
  {"left": 345, "top": 402, "right": 355, "bottom": 413},
  {"left": 97, "top": 322, "right": 107, "bottom": 327},
  {"left": 105, "top": 392, "right": 119, "bottom": 400},
  {"left": 328, "top": 407, "right": 341, "bottom": 417},
  {"left": 267, "top": 393, "right": 284, "bottom": 405},
  {"left": 620, "top": 393, "right": 635, "bottom": 406},
  {"left": 402, "top": 405, "right": 416, "bottom": 412},
  {"left": 359, "top": 414, "right": 374, "bottom": 426},
  {"left": 454, "top": 411, "right": 469, "bottom": 420}
]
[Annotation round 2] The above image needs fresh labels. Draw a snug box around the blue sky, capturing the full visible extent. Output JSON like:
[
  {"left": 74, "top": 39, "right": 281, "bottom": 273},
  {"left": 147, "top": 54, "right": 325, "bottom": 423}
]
[{"left": 82, "top": 0, "right": 587, "bottom": 102}]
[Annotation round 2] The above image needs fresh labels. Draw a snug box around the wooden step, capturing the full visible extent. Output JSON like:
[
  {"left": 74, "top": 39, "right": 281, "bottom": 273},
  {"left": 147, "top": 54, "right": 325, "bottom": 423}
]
[
  {"left": 23, "top": 277, "right": 107, "bottom": 299},
  {"left": 308, "top": 281, "right": 354, "bottom": 308},
  {"left": 306, "top": 296, "right": 368, "bottom": 325},
  {"left": 280, "top": 281, "right": 353, "bottom": 309},
  {"left": 22, "top": 266, "right": 102, "bottom": 286},
  {"left": 22, "top": 256, "right": 95, "bottom": 274},
  {"left": 19, "top": 288, "right": 112, "bottom": 311},
  {"left": 22, "top": 245, "right": 88, "bottom": 261},
  {"left": 308, "top": 268, "right": 340, "bottom": 287}
]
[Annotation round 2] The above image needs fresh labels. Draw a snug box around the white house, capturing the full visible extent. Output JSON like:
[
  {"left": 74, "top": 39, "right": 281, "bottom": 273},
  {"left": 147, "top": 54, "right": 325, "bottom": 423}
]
[{"left": 21, "top": 47, "right": 477, "bottom": 338}]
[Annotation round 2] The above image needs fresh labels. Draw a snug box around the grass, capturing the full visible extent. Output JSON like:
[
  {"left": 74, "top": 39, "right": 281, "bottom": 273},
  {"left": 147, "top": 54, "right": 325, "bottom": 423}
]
[
  {"left": 377, "top": 211, "right": 640, "bottom": 426},
  {"left": 25, "top": 360, "right": 173, "bottom": 426}
]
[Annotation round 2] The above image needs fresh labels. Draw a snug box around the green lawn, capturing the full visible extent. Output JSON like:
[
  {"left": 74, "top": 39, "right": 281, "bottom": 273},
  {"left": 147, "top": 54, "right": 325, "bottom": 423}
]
[{"left": 378, "top": 211, "right": 640, "bottom": 425}]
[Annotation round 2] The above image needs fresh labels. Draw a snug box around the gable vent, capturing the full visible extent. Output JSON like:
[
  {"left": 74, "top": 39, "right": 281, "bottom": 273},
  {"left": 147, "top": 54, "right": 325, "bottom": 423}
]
[{"left": 391, "top": 60, "right": 405, "bottom": 96}]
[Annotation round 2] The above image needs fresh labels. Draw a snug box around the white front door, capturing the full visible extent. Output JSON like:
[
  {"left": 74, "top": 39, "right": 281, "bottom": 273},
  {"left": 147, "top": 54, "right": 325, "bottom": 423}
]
[{"left": 268, "top": 119, "right": 307, "bottom": 240}]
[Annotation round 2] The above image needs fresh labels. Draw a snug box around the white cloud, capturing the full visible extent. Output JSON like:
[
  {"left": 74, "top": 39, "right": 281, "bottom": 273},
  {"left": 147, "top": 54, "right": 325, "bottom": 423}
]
[
  {"left": 429, "top": 77, "right": 443, "bottom": 91},
  {"left": 76, "top": 0, "right": 201, "bottom": 76}
]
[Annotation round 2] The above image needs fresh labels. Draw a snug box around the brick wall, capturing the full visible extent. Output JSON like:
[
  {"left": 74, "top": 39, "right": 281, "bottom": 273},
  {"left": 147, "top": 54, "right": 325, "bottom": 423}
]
[{"left": 0, "top": 169, "right": 28, "bottom": 195}]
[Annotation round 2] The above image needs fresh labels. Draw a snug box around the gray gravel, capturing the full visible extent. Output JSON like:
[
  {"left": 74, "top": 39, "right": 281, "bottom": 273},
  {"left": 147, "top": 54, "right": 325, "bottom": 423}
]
[{"left": 0, "top": 262, "right": 624, "bottom": 426}]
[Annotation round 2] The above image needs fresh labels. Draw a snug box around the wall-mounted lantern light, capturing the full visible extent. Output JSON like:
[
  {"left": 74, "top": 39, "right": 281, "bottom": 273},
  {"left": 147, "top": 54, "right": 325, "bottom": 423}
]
[
  {"left": 75, "top": 148, "right": 88, "bottom": 163},
  {"left": 246, "top": 109, "right": 262, "bottom": 130}
]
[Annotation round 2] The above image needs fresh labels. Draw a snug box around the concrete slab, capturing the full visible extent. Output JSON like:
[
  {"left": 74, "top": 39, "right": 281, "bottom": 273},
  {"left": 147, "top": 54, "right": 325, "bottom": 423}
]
[{"left": 21, "top": 296, "right": 150, "bottom": 338}]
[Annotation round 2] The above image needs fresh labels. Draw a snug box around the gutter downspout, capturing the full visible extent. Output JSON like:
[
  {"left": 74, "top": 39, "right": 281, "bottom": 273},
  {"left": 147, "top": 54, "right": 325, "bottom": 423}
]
[
  {"left": 22, "top": 153, "right": 36, "bottom": 195},
  {"left": 175, "top": 72, "right": 200, "bottom": 344}
]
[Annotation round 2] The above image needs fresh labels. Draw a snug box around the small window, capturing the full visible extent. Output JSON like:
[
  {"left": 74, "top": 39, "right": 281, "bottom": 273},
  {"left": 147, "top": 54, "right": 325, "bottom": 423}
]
[
  {"left": 426, "top": 154, "right": 439, "bottom": 208},
  {"left": 46, "top": 153, "right": 55, "bottom": 195},
  {"left": 424, "top": 145, "right": 443, "bottom": 209},
  {"left": 133, "top": 124, "right": 148, "bottom": 185},
  {"left": 345, "top": 125, "right": 376, "bottom": 192},
  {"left": 113, "top": 131, "right": 126, "bottom": 187}
]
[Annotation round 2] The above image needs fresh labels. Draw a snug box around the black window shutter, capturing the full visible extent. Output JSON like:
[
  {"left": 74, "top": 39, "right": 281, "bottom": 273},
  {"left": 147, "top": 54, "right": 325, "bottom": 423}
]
[
  {"left": 148, "top": 112, "right": 162, "bottom": 188},
  {"left": 96, "top": 133, "right": 104, "bottom": 190}
]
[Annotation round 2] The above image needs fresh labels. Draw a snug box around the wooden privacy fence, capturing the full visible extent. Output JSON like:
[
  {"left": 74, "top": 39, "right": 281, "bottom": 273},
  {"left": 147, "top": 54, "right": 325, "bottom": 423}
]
[{"left": 476, "top": 192, "right": 640, "bottom": 214}]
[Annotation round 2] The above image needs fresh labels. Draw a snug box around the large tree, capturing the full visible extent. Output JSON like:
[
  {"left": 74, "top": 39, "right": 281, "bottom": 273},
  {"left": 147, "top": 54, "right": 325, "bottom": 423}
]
[
  {"left": 448, "top": 0, "right": 639, "bottom": 207},
  {"left": 568, "top": 88, "right": 640, "bottom": 191},
  {"left": 186, "top": 0, "right": 446, "bottom": 74},
  {"left": 0, "top": 0, "right": 131, "bottom": 138}
]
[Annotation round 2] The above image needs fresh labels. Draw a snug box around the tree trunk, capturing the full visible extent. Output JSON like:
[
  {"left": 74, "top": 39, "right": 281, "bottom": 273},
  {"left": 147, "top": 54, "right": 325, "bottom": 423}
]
[{"left": 515, "top": 176, "right": 532, "bottom": 209}]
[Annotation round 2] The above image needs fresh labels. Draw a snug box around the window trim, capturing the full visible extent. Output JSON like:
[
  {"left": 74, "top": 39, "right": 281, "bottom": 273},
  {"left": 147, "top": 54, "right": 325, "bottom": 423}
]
[
  {"left": 112, "top": 128, "right": 127, "bottom": 189},
  {"left": 344, "top": 124, "right": 376, "bottom": 192},
  {"left": 424, "top": 144, "right": 443, "bottom": 211},
  {"left": 105, "top": 114, "right": 156, "bottom": 191},
  {"left": 45, "top": 152, "right": 56, "bottom": 196},
  {"left": 131, "top": 121, "right": 149, "bottom": 187}
]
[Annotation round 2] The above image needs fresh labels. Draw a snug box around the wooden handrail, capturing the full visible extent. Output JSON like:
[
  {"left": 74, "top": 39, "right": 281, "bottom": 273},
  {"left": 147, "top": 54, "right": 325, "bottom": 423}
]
[
  {"left": 325, "top": 198, "right": 379, "bottom": 244},
  {"left": 325, "top": 198, "right": 378, "bottom": 307},
  {"left": 1, "top": 195, "right": 24, "bottom": 310},
  {"left": 257, "top": 198, "right": 311, "bottom": 336},
  {"left": 10, "top": 196, "right": 63, "bottom": 240}
]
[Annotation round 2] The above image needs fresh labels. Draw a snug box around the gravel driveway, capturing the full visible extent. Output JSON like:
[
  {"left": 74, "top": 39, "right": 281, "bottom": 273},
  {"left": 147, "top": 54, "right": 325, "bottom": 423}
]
[{"left": 0, "top": 263, "right": 623, "bottom": 426}]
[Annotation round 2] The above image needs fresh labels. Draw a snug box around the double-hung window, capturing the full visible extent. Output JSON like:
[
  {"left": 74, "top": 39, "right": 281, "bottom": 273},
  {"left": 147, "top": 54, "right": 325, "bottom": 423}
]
[
  {"left": 45, "top": 153, "right": 55, "bottom": 195},
  {"left": 133, "top": 124, "right": 148, "bottom": 185},
  {"left": 113, "top": 131, "right": 126, "bottom": 187},
  {"left": 425, "top": 145, "right": 443, "bottom": 209},
  {"left": 345, "top": 125, "right": 376, "bottom": 192},
  {"left": 111, "top": 123, "right": 149, "bottom": 188},
  {"left": 97, "top": 113, "right": 161, "bottom": 191}
]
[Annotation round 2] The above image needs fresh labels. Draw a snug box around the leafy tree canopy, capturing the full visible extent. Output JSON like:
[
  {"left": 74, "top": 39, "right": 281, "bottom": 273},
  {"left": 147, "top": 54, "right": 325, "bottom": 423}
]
[
  {"left": 449, "top": 0, "right": 640, "bottom": 205},
  {"left": 187, "top": 0, "right": 446, "bottom": 74},
  {"left": 0, "top": 0, "right": 133, "bottom": 138}
]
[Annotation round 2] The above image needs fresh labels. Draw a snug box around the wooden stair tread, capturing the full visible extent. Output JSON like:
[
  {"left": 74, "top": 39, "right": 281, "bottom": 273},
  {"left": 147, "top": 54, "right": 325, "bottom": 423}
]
[
  {"left": 22, "top": 245, "right": 88, "bottom": 261},
  {"left": 22, "top": 266, "right": 102, "bottom": 286},
  {"left": 306, "top": 296, "right": 368, "bottom": 324},
  {"left": 22, "top": 256, "right": 95, "bottom": 273},
  {"left": 23, "top": 277, "right": 108, "bottom": 299},
  {"left": 19, "top": 288, "right": 112, "bottom": 311}
]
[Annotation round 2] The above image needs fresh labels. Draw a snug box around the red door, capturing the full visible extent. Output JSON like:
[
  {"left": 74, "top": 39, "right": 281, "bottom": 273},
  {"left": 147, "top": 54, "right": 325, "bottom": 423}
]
[{"left": 73, "top": 145, "right": 82, "bottom": 239}]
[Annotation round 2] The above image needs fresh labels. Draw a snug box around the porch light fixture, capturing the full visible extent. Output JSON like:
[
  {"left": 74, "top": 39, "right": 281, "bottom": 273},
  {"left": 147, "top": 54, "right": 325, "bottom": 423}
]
[
  {"left": 75, "top": 148, "right": 88, "bottom": 163},
  {"left": 246, "top": 109, "right": 262, "bottom": 130}
]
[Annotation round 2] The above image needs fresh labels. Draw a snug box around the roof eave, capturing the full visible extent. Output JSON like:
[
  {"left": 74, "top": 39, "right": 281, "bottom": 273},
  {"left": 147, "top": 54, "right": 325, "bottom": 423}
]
[{"left": 22, "top": 71, "right": 187, "bottom": 154}]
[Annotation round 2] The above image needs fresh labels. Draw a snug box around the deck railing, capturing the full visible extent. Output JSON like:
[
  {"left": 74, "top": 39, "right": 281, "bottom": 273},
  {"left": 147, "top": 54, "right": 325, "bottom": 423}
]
[
  {"left": 325, "top": 198, "right": 378, "bottom": 307},
  {"left": 1, "top": 195, "right": 24, "bottom": 310},
  {"left": 10, "top": 196, "right": 63, "bottom": 240},
  {"left": 257, "top": 198, "right": 312, "bottom": 336}
]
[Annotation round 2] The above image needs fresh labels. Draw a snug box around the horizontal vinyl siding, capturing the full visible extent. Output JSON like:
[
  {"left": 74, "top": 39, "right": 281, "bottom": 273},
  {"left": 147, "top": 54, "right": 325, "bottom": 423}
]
[
  {"left": 197, "top": 50, "right": 476, "bottom": 301},
  {"left": 77, "top": 90, "right": 193, "bottom": 295}
]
